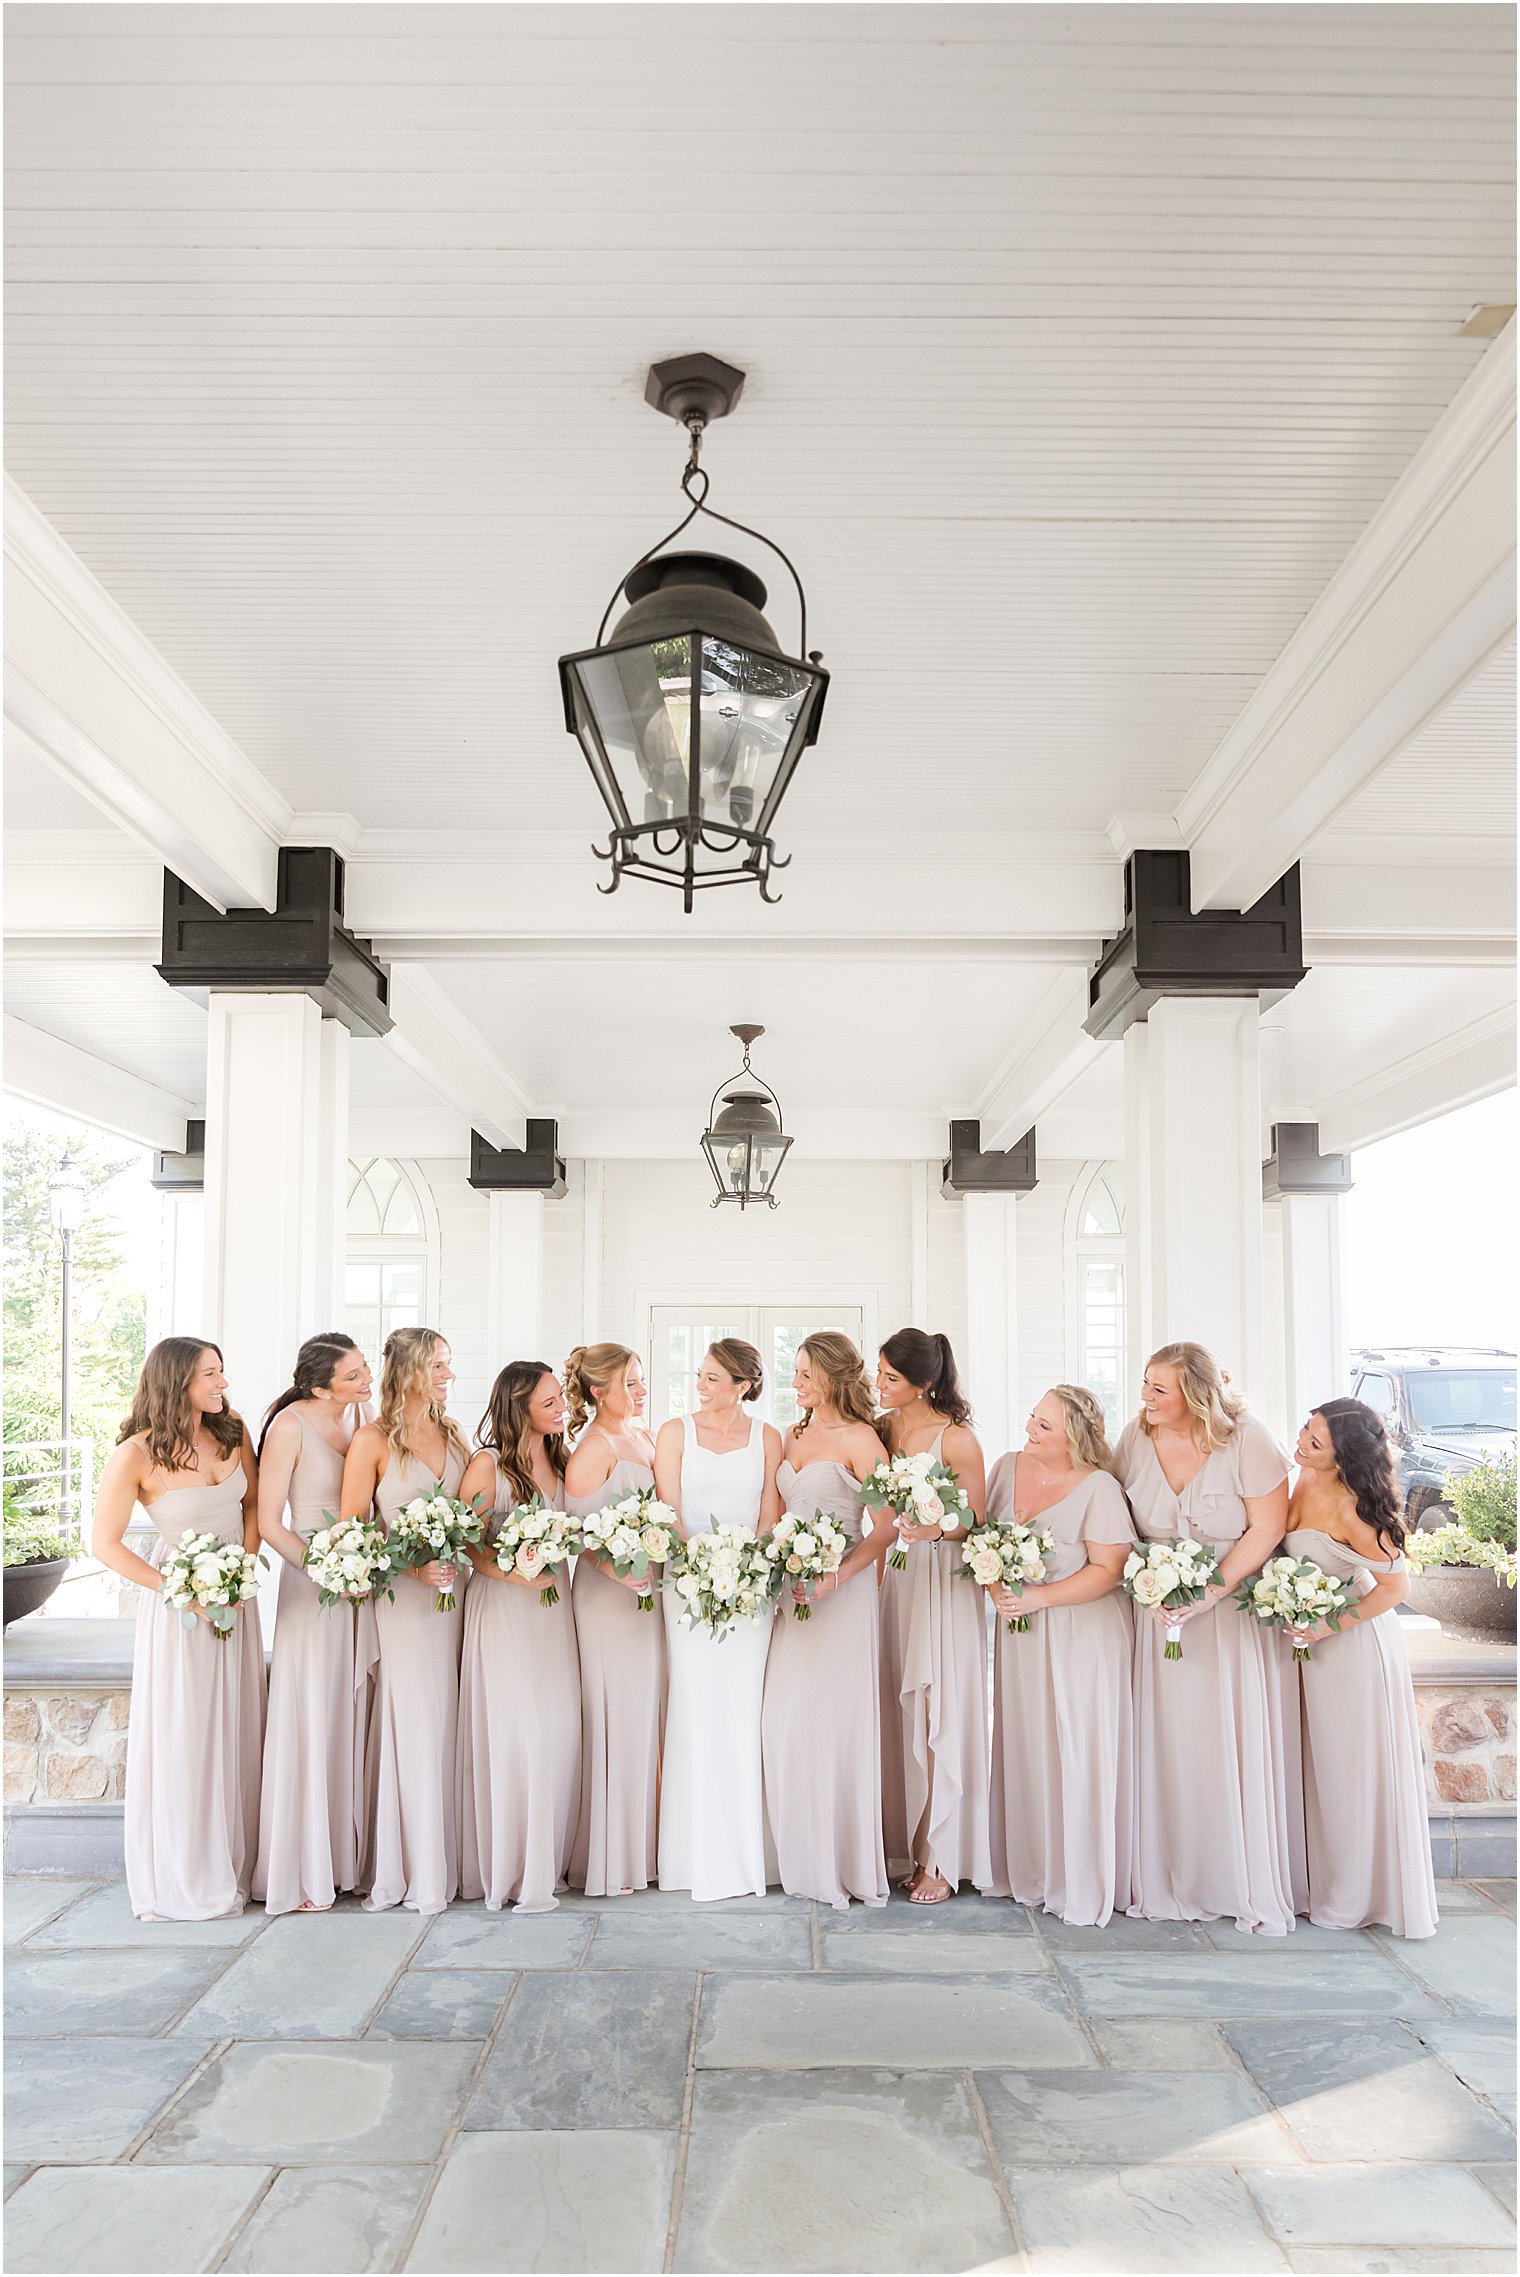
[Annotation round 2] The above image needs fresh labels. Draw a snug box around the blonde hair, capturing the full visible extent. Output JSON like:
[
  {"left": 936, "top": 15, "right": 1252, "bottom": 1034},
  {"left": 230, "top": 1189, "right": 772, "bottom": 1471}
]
[
  {"left": 794, "top": 1331, "right": 886, "bottom": 1443},
  {"left": 1139, "top": 1341, "right": 1246, "bottom": 1453},
  {"left": 378, "top": 1326, "right": 468, "bottom": 1468},
  {"left": 563, "top": 1341, "right": 637, "bottom": 1441},
  {"left": 1049, "top": 1383, "right": 1114, "bottom": 1473}
]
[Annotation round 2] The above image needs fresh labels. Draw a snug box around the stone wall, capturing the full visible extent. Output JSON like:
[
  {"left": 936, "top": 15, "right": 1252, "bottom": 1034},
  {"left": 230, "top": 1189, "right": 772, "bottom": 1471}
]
[
  {"left": 3, "top": 1691, "right": 128, "bottom": 1805},
  {"left": 1418, "top": 1685, "right": 1515, "bottom": 1807}
]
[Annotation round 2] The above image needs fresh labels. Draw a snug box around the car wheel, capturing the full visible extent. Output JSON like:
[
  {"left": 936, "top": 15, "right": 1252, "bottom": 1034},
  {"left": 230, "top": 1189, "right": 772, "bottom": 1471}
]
[{"left": 1408, "top": 1485, "right": 1455, "bottom": 1530}]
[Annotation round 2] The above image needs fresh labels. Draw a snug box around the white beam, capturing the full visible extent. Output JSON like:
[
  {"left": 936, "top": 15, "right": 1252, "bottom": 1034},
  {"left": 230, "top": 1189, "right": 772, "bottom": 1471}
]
[
  {"left": 4, "top": 476, "right": 288, "bottom": 913},
  {"left": 1318, "top": 1006, "right": 1516, "bottom": 1155},
  {"left": 383, "top": 964, "right": 531, "bottom": 1154},
  {"left": 1179, "top": 325, "right": 1517, "bottom": 913},
  {"left": 554, "top": 1108, "right": 952, "bottom": 1161},
  {"left": 3, "top": 1013, "right": 193, "bottom": 1151},
  {"left": 975, "top": 969, "right": 1107, "bottom": 1150}
]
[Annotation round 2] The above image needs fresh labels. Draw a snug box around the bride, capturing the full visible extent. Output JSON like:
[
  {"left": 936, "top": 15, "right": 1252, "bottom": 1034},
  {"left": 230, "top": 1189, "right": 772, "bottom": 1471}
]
[{"left": 653, "top": 1338, "right": 783, "bottom": 1899}]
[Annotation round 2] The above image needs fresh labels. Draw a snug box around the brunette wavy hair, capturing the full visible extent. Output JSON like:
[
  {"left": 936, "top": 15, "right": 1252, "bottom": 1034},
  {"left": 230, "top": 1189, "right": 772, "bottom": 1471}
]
[
  {"left": 259, "top": 1332, "right": 363, "bottom": 1455},
  {"left": 707, "top": 1338, "right": 765, "bottom": 1402},
  {"left": 793, "top": 1331, "right": 888, "bottom": 1445},
  {"left": 118, "top": 1338, "right": 244, "bottom": 1474},
  {"left": 1139, "top": 1341, "right": 1247, "bottom": 1453},
  {"left": 477, "top": 1361, "right": 568, "bottom": 1511},
  {"left": 377, "top": 1326, "right": 469, "bottom": 1470},
  {"left": 563, "top": 1341, "right": 638, "bottom": 1442},
  {"left": 1315, "top": 1396, "right": 1406, "bottom": 1554},
  {"left": 878, "top": 1327, "right": 972, "bottom": 1428}
]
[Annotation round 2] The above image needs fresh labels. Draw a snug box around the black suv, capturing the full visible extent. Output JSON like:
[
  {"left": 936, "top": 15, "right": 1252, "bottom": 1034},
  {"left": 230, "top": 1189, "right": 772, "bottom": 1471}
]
[{"left": 1350, "top": 1348, "right": 1517, "bottom": 1526}]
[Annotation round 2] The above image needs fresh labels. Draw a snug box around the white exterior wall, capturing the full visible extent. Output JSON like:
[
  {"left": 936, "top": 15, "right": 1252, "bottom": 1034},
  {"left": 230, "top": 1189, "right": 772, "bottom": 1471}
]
[{"left": 415, "top": 1155, "right": 492, "bottom": 1428}]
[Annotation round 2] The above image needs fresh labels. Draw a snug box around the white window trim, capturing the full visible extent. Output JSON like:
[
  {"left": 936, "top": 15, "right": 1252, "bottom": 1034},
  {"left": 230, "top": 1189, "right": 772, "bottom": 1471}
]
[
  {"left": 1063, "top": 1160, "right": 1126, "bottom": 1406},
  {"left": 346, "top": 1155, "right": 440, "bottom": 1331}
]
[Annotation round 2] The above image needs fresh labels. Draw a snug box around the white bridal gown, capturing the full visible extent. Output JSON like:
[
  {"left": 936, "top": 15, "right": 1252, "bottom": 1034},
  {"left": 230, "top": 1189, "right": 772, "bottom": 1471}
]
[{"left": 659, "top": 1410, "right": 775, "bottom": 1900}]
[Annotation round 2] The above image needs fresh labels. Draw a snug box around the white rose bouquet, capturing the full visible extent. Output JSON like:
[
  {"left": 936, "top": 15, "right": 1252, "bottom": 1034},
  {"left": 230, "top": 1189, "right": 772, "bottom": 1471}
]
[
  {"left": 579, "top": 1488, "right": 678, "bottom": 1610},
  {"left": 859, "top": 1452, "right": 971, "bottom": 1571},
  {"left": 159, "top": 1530, "right": 261, "bottom": 1640},
  {"left": 960, "top": 1518, "right": 1054, "bottom": 1633},
  {"left": 766, "top": 1508, "right": 851, "bottom": 1620},
  {"left": 489, "top": 1493, "right": 583, "bottom": 1608},
  {"left": 670, "top": 1525, "right": 779, "bottom": 1641},
  {"left": 1234, "top": 1553, "right": 1354, "bottom": 1662},
  {"left": 303, "top": 1513, "right": 396, "bottom": 1609},
  {"left": 1122, "top": 1536, "right": 1222, "bottom": 1660},
  {"left": 388, "top": 1487, "right": 488, "bottom": 1612}
]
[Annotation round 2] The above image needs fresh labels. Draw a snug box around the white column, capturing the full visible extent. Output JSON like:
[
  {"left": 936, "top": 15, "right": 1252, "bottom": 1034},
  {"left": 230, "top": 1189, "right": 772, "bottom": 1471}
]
[
  {"left": 201, "top": 993, "right": 349, "bottom": 1443},
  {"left": 1133, "top": 996, "right": 1266, "bottom": 1399},
  {"left": 909, "top": 1161, "right": 931, "bottom": 1329},
  {"left": 487, "top": 1190, "right": 545, "bottom": 1367},
  {"left": 1123, "top": 1022, "right": 1154, "bottom": 1379},
  {"left": 962, "top": 1190, "right": 1019, "bottom": 1460},
  {"left": 1277, "top": 1190, "right": 1348, "bottom": 1441},
  {"left": 581, "top": 1160, "right": 603, "bottom": 1333},
  {"left": 153, "top": 1190, "right": 205, "bottom": 1340}
]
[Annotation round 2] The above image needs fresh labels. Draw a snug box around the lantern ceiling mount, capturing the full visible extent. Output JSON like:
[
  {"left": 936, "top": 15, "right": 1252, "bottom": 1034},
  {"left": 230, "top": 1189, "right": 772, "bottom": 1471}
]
[{"left": 558, "top": 354, "right": 829, "bottom": 913}]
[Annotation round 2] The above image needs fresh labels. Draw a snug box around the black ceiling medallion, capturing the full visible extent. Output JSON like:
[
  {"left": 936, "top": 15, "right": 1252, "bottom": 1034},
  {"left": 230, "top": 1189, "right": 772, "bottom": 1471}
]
[
  {"left": 700, "top": 1024, "right": 793, "bottom": 1211},
  {"left": 558, "top": 353, "right": 830, "bottom": 914}
]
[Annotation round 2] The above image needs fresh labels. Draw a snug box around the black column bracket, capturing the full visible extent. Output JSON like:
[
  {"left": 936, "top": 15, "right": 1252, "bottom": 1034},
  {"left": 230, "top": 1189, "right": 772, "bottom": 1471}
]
[
  {"left": 149, "top": 1119, "right": 206, "bottom": 1193},
  {"left": 156, "top": 848, "right": 392, "bottom": 1039},
  {"left": 469, "top": 1122, "right": 568, "bottom": 1199},
  {"left": 941, "top": 1120, "right": 1037, "bottom": 1198},
  {"left": 1084, "top": 850, "right": 1307, "bottom": 1043},
  {"left": 1262, "top": 1121, "right": 1353, "bottom": 1200}
]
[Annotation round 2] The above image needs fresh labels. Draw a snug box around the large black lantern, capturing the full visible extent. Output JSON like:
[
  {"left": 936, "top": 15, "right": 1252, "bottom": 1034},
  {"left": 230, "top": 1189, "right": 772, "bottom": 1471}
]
[
  {"left": 559, "top": 355, "right": 829, "bottom": 913},
  {"left": 700, "top": 1025, "right": 792, "bottom": 1211}
]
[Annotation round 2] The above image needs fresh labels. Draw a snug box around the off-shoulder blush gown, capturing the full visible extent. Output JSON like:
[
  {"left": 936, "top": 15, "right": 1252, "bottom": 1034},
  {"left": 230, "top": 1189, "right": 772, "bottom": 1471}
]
[
  {"left": 762, "top": 1457, "right": 888, "bottom": 1908},
  {"left": 877, "top": 1428, "right": 992, "bottom": 1892},
  {"left": 362, "top": 1443, "right": 468, "bottom": 1915},
  {"left": 1286, "top": 1526, "right": 1438, "bottom": 1938},
  {"left": 564, "top": 1456, "right": 667, "bottom": 1896},
  {"left": 985, "top": 1455, "right": 1135, "bottom": 1925},
  {"left": 254, "top": 1412, "right": 369, "bottom": 1914},
  {"left": 1116, "top": 1414, "right": 1297, "bottom": 1936},
  {"left": 458, "top": 1473, "right": 582, "bottom": 1913},
  {"left": 125, "top": 1466, "right": 265, "bottom": 1921}
]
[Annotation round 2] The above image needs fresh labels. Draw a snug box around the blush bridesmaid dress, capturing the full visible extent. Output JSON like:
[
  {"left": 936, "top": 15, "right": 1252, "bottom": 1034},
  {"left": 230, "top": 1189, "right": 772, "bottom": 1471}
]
[
  {"left": 564, "top": 1456, "right": 667, "bottom": 1897},
  {"left": 124, "top": 1465, "right": 265, "bottom": 1921}
]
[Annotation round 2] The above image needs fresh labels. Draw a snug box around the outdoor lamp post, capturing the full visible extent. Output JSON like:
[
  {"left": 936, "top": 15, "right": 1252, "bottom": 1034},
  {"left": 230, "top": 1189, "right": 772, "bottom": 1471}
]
[
  {"left": 47, "top": 1150, "right": 87, "bottom": 1535},
  {"left": 700, "top": 1026, "right": 793, "bottom": 1211},
  {"left": 559, "top": 354, "right": 829, "bottom": 913}
]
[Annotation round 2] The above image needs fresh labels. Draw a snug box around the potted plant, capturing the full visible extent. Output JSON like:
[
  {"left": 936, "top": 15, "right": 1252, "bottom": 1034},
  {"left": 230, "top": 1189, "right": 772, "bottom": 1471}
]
[
  {"left": 2, "top": 1491, "right": 73, "bottom": 1627},
  {"left": 1406, "top": 1451, "right": 1517, "bottom": 1643}
]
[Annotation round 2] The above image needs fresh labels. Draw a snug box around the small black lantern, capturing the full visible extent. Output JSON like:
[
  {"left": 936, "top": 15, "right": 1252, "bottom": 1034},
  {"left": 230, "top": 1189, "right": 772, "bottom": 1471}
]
[
  {"left": 559, "top": 354, "right": 829, "bottom": 913},
  {"left": 700, "top": 1025, "right": 792, "bottom": 1211}
]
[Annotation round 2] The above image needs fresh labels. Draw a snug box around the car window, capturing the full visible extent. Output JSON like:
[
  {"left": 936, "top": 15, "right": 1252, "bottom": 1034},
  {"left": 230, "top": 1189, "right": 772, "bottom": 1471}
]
[
  {"left": 1405, "top": 1370, "right": 1517, "bottom": 1433},
  {"left": 1358, "top": 1373, "right": 1396, "bottom": 1420}
]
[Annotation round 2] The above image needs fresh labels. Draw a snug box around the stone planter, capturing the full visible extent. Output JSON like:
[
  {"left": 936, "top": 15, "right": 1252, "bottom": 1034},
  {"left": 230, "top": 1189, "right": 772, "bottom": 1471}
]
[
  {"left": 3, "top": 1559, "right": 69, "bottom": 1629},
  {"left": 1407, "top": 1565, "right": 1517, "bottom": 1644}
]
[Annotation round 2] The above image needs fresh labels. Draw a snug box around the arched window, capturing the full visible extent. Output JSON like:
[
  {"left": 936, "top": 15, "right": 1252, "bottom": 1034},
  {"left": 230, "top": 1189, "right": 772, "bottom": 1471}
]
[
  {"left": 345, "top": 1157, "right": 436, "bottom": 1369},
  {"left": 1068, "top": 1161, "right": 1127, "bottom": 1434}
]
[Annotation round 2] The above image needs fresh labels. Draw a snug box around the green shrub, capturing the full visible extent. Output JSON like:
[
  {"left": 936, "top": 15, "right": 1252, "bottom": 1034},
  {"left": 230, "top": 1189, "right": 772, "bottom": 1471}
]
[
  {"left": 1, "top": 1491, "right": 71, "bottom": 1567},
  {"left": 1444, "top": 1451, "right": 1517, "bottom": 1553},
  {"left": 1406, "top": 1519, "right": 1516, "bottom": 1589}
]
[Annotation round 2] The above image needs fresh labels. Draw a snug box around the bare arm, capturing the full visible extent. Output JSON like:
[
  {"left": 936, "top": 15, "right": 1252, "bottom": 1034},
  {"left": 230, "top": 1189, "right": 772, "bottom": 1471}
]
[
  {"left": 653, "top": 1419, "right": 686, "bottom": 1538},
  {"left": 756, "top": 1424, "right": 784, "bottom": 1533},
  {"left": 899, "top": 1422, "right": 986, "bottom": 1544},
  {"left": 1166, "top": 1482, "right": 1288, "bottom": 1626},
  {"left": 462, "top": 1451, "right": 525, "bottom": 1585},
  {"left": 256, "top": 1413, "right": 308, "bottom": 1571},
  {"left": 237, "top": 1429, "right": 260, "bottom": 1555},
  {"left": 991, "top": 1537, "right": 1128, "bottom": 1618},
  {"left": 562, "top": 1431, "right": 639, "bottom": 1589},
  {"left": 89, "top": 1440, "right": 167, "bottom": 1595}
]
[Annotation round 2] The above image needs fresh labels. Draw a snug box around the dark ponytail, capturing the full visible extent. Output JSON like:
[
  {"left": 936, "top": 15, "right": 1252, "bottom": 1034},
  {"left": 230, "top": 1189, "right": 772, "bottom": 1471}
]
[
  {"left": 1315, "top": 1397, "right": 1407, "bottom": 1555},
  {"left": 259, "top": 1333, "right": 362, "bottom": 1456},
  {"left": 879, "top": 1327, "right": 972, "bottom": 1427}
]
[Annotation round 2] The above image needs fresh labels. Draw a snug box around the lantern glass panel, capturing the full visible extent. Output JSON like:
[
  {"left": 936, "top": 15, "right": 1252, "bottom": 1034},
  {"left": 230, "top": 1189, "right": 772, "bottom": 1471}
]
[
  {"left": 696, "top": 640, "right": 815, "bottom": 837},
  {"left": 748, "top": 1134, "right": 792, "bottom": 1195},
  {"left": 569, "top": 636, "right": 696, "bottom": 826}
]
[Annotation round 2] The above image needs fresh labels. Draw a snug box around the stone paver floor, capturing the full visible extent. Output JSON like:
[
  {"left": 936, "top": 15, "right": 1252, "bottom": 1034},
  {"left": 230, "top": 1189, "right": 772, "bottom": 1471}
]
[{"left": 2, "top": 1876, "right": 1514, "bottom": 2274}]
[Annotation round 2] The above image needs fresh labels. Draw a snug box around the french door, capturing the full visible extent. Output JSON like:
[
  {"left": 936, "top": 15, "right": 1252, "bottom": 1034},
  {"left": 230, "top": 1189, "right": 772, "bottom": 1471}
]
[{"left": 649, "top": 1305, "right": 867, "bottom": 1431}]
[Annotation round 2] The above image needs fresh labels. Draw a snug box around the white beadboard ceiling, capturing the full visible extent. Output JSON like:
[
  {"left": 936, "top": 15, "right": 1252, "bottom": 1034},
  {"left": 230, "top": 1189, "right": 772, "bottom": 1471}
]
[{"left": 4, "top": 1, "right": 1515, "bottom": 845}]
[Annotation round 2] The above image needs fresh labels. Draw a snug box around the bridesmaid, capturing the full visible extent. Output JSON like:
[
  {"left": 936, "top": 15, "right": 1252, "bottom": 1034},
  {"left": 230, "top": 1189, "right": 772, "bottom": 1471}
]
[
  {"left": 561, "top": 1342, "right": 666, "bottom": 1897},
  {"left": 253, "top": 1333, "right": 373, "bottom": 1916},
  {"left": 761, "top": 1333, "right": 890, "bottom": 1909},
  {"left": 1281, "top": 1399, "right": 1438, "bottom": 1938},
  {"left": 92, "top": 1339, "right": 265, "bottom": 1921},
  {"left": 1115, "top": 1341, "right": 1296, "bottom": 1935},
  {"left": 342, "top": 1326, "right": 470, "bottom": 1915},
  {"left": 984, "top": 1386, "right": 1135, "bottom": 1926},
  {"left": 458, "top": 1362, "right": 581, "bottom": 1913},
  {"left": 874, "top": 1327, "right": 992, "bottom": 1905}
]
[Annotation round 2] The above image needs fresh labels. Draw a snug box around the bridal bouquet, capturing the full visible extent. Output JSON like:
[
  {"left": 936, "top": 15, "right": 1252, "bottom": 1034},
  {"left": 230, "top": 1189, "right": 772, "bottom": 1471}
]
[
  {"left": 389, "top": 1488, "right": 487, "bottom": 1612},
  {"left": 1235, "top": 1553, "right": 1354, "bottom": 1662},
  {"left": 159, "top": 1530, "right": 262, "bottom": 1640},
  {"left": 961, "top": 1518, "right": 1054, "bottom": 1633},
  {"left": 579, "top": 1488, "right": 678, "bottom": 1610},
  {"left": 859, "top": 1451, "right": 971, "bottom": 1571},
  {"left": 303, "top": 1514, "right": 397, "bottom": 1608},
  {"left": 767, "top": 1508, "right": 851, "bottom": 1620},
  {"left": 490, "top": 1494, "right": 582, "bottom": 1608},
  {"left": 1122, "top": 1537, "right": 1222, "bottom": 1660},
  {"left": 670, "top": 1525, "right": 778, "bottom": 1640}
]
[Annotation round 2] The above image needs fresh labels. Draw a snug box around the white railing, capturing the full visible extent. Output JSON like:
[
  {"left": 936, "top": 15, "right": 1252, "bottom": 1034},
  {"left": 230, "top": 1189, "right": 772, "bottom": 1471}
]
[{"left": 3, "top": 1438, "right": 95, "bottom": 1551}]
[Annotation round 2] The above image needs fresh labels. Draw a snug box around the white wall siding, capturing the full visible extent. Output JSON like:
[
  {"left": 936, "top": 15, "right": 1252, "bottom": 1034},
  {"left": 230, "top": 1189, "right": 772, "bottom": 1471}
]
[
  {"left": 416, "top": 1155, "right": 492, "bottom": 1431},
  {"left": 1014, "top": 1161, "right": 1081, "bottom": 1438},
  {"left": 540, "top": 1158, "right": 588, "bottom": 1382}
]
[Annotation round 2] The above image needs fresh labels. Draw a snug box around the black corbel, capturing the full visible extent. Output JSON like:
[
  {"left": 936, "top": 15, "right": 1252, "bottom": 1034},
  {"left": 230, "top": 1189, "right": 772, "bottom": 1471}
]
[
  {"left": 149, "top": 1119, "right": 206, "bottom": 1193},
  {"left": 468, "top": 1121, "right": 568, "bottom": 1199},
  {"left": 941, "top": 1120, "right": 1037, "bottom": 1199},
  {"left": 1261, "top": 1122, "right": 1353, "bottom": 1200}
]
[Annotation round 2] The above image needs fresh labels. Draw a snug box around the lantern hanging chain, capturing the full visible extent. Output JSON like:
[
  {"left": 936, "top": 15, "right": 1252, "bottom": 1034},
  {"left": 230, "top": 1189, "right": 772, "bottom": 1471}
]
[{"left": 594, "top": 414, "right": 814, "bottom": 659}]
